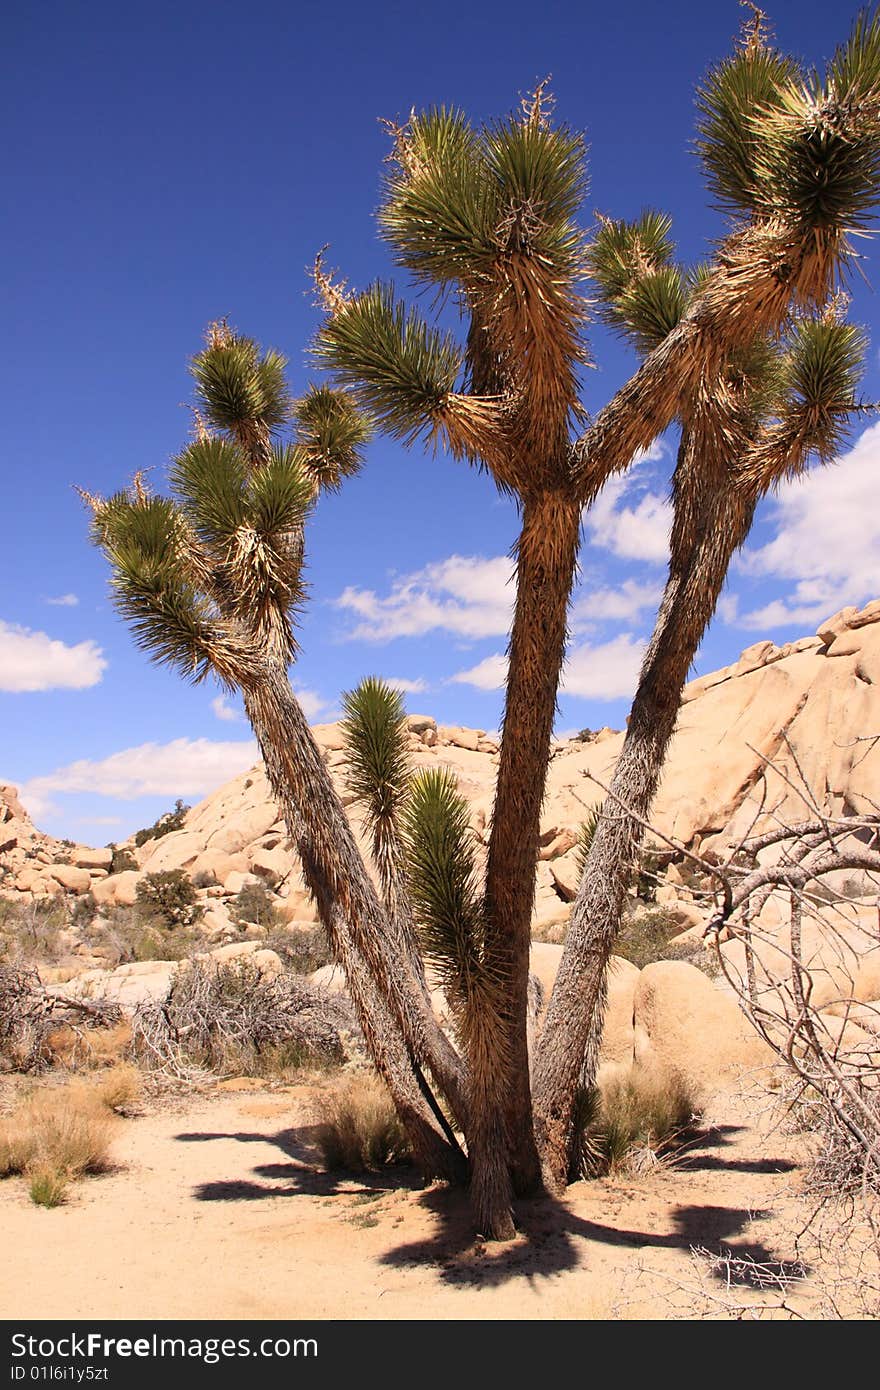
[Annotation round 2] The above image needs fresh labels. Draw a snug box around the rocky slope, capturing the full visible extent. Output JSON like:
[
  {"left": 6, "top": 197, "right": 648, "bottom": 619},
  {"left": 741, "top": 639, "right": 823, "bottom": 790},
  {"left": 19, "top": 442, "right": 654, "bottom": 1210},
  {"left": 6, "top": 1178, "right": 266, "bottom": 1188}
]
[{"left": 2, "top": 598, "right": 879, "bottom": 938}]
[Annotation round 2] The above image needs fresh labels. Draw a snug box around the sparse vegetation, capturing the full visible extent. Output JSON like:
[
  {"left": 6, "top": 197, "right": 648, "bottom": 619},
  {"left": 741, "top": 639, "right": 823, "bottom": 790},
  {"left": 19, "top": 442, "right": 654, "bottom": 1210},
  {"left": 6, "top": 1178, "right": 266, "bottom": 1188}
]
[
  {"left": 133, "top": 799, "right": 190, "bottom": 848},
  {"left": 88, "top": 904, "right": 202, "bottom": 966},
  {"left": 231, "top": 881, "right": 281, "bottom": 929},
  {"left": 614, "top": 907, "right": 681, "bottom": 969},
  {"left": 315, "top": 1072, "right": 412, "bottom": 1173},
  {"left": 108, "top": 845, "right": 138, "bottom": 875},
  {"left": 0, "top": 1079, "right": 121, "bottom": 1206},
  {"left": 135, "top": 870, "right": 203, "bottom": 929},
  {"left": 0, "top": 897, "right": 68, "bottom": 965},
  {"left": 263, "top": 924, "right": 330, "bottom": 974}
]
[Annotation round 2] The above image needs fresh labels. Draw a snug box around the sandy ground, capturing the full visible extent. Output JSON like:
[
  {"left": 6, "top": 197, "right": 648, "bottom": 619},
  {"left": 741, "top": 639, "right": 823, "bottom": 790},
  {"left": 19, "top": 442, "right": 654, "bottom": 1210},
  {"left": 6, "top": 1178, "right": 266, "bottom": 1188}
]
[{"left": 0, "top": 1072, "right": 844, "bottom": 1321}]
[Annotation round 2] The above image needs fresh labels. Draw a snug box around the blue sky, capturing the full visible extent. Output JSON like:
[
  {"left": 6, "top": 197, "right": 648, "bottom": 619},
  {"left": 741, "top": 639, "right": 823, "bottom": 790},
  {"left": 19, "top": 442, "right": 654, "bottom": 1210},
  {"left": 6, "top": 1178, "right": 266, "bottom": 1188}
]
[{"left": 3, "top": 0, "right": 880, "bottom": 842}]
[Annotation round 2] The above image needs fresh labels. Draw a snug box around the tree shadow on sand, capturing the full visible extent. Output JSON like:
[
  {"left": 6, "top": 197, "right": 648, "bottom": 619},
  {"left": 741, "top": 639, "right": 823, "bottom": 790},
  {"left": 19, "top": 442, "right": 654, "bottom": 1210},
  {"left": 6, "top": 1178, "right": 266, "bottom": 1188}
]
[{"left": 173, "top": 1122, "right": 807, "bottom": 1291}]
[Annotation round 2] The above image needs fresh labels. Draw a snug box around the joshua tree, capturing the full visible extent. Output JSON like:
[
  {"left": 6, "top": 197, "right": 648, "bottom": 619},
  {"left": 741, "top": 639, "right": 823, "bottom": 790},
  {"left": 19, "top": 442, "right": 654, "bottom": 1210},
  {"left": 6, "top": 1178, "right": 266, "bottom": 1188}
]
[
  {"left": 314, "top": 7, "right": 880, "bottom": 1203},
  {"left": 82, "top": 325, "right": 466, "bottom": 1182}
]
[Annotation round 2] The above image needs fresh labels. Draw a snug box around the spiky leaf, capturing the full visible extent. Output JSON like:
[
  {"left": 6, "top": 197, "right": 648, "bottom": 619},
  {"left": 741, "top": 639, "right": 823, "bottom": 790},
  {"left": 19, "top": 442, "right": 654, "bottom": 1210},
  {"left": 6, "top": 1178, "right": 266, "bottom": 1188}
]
[
  {"left": 401, "top": 768, "right": 484, "bottom": 1008},
  {"left": 314, "top": 285, "right": 463, "bottom": 445},
  {"left": 341, "top": 678, "right": 412, "bottom": 890},
  {"left": 293, "top": 386, "right": 371, "bottom": 491}
]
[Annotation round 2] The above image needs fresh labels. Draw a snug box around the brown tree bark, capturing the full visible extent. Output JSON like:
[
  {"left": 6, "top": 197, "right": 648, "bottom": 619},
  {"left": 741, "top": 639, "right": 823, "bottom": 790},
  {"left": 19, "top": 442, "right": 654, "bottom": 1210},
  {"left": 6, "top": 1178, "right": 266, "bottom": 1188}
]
[
  {"left": 482, "top": 488, "right": 582, "bottom": 1196},
  {"left": 243, "top": 665, "right": 468, "bottom": 1183},
  {"left": 533, "top": 484, "right": 755, "bottom": 1189}
]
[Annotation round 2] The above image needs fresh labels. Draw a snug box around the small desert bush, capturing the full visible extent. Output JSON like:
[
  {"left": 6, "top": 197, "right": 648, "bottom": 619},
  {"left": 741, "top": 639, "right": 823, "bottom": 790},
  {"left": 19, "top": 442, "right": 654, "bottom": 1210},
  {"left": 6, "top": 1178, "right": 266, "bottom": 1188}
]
[
  {"left": 0, "top": 897, "right": 68, "bottom": 965},
  {"left": 90, "top": 904, "right": 202, "bottom": 965},
  {"left": 263, "top": 924, "right": 330, "bottom": 974},
  {"left": 614, "top": 907, "right": 681, "bottom": 969},
  {"left": 315, "top": 1072, "right": 411, "bottom": 1172},
  {"left": 569, "top": 1065, "right": 700, "bottom": 1180},
  {"left": 90, "top": 1063, "right": 141, "bottom": 1112},
  {"left": 0, "top": 963, "right": 54, "bottom": 1071},
  {"left": 0, "top": 1082, "right": 119, "bottom": 1206},
  {"left": 48, "top": 1019, "right": 134, "bottom": 1071},
  {"left": 108, "top": 845, "right": 138, "bottom": 875},
  {"left": 231, "top": 881, "right": 281, "bottom": 929},
  {"left": 135, "top": 870, "right": 202, "bottom": 929}
]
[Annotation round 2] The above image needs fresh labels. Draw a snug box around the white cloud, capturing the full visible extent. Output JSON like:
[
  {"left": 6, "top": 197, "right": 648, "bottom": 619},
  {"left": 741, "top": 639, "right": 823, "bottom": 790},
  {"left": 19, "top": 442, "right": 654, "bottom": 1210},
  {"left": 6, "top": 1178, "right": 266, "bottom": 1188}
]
[
  {"left": 716, "top": 593, "right": 739, "bottom": 625},
  {"left": 738, "top": 422, "right": 880, "bottom": 629},
  {"left": 584, "top": 468, "right": 671, "bottom": 564},
  {"left": 632, "top": 438, "right": 666, "bottom": 465},
  {"left": 570, "top": 578, "right": 662, "bottom": 632},
  {"left": 385, "top": 676, "right": 429, "bottom": 694},
  {"left": 451, "top": 633, "right": 646, "bottom": 701},
  {"left": 334, "top": 555, "right": 514, "bottom": 642},
  {"left": 74, "top": 815, "right": 123, "bottom": 828},
  {"left": 0, "top": 621, "right": 107, "bottom": 692},
  {"left": 19, "top": 737, "right": 260, "bottom": 823},
  {"left": 450, "top": 653, "right": 508, "bottom": 691},
  {"left": 561, "top": 633, "right": 646, "bottom": 700},
  {"left": 211, "top": 693, "right": 241, "bottom": 723},
  {"left": 294, "top": 686, "right": 331, "bottom": 722},
  {"left": 45, "top": 594, "right": 79, "bottom": 608}
]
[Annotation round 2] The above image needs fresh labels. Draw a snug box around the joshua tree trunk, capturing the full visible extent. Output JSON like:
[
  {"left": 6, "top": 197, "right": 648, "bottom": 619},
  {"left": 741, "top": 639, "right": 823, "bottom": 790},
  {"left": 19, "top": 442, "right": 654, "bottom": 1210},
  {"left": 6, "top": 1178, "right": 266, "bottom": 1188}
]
[
  {"left": 483, "top": 488, "right": 582, "bottom": 1195},
  {"left": 533, "top": 484, "right": 755, "bottom": 1189},
  {"left": 243, "top": 665, "right": 468, "bottom": 1182}
]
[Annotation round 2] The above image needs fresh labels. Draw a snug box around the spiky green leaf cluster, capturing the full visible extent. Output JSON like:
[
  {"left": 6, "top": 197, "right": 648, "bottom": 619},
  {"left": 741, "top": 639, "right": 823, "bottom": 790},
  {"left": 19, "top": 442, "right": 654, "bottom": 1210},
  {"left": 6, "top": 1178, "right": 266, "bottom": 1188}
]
[
  {"left": 379, "top": 105, "right": 587, "bottom": 298},
  {"left": 697, "top": 13, "right": 880, "bottom": 235},
  {"left": 191, "top": 334, "right": 291, "bottom": 439},
  {"left": 759, "top": 315, "right": 868, "bottom": 480},
  {"left": 87, "top": 327, "right": 370, "bottom": 691},
  {"left": 401, "top": 768, "right": 485, "bottom": 1008},
  {"left": 340, "top": 678, "right": 412, "bottom": 886},
  {"left": 293, "top": 385, "right": 372, "bottom": 491},
  {"left": 696, "top": 43, "right": 803, "bottom": 214},
  {"left": 380, "top": 108, "right": 495, "bottom": 290},
  {"left": 314, "top": 285, "right": 463, "bottom": 444},
  {"left": 95, "top": 491, "right": 238, "bottom": 686},
  {"left": 587, "top": 214, "right": 686, "bottom": 355},
  {"left": 573, "top": 806, "right": 602, "bottom": 878}
]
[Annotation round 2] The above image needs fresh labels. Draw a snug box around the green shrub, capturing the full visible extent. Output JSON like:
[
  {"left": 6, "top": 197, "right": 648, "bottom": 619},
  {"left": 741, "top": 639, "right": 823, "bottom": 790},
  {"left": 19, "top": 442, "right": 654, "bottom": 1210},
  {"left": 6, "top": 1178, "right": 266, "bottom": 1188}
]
[
  {"left": 133, "top": 799, "right": 190, "bottom": 849},
  {"left": 69, "top": 892, "right": 97, "bottom": 931},
  {"left": 263, "top": 925, "right": 330, "bottom": 974},
  {"left": 108, "top": 845, "right": 138, "bottom": 875},
  {"left": 232, "top": 881, "right": 281, "bottom": 929},
  {"left": 90, "top": 905, "right": 202, "bottom": 965},
  {"left": 614, "top": 907, "right": 680, "bottom": 969},
  {"left": 0, "top": 898, "right": 68, "bottom": 964},
  {"left": 135, "top": 870, "right": 202, "bottom": 928}
]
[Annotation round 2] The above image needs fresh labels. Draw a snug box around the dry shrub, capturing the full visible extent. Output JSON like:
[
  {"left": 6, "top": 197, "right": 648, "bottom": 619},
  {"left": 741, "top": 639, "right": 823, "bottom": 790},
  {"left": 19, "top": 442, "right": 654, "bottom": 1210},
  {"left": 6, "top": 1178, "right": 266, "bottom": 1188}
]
[
  {"left": 570, "top": 1064, "right": 700, "bottom": 1180},
  {"left": 46, "top": 1019, "right": 134, "bottom": 1071},
  {"left": 315, "top": 1071, "right": 411, "bottom": 1172},
  {"left": 132, "top": 957, "right": 353, "bottom": 1077},
  {"left": 0, "top": 1083, "right": 119, "bottom": 1206},
  {"left": 0, "top": 898, "right": 69, "bottom": 965},
  {"left": 0, "top": 964, "right": 54, "bottom": 1071}
]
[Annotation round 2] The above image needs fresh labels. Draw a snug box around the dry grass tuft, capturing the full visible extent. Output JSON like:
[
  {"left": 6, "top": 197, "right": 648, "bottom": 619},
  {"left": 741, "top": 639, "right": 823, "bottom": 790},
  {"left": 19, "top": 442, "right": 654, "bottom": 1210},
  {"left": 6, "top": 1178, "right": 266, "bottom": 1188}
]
[
  {"left": 570, "top": 1064, "right": 701, "bottom": 1180},
  {"left": 0, "top": 1077, "right": 123, "bottom": 1206},
  {"left": 315, "top": 1071, "right": 412, "bottom": 1173}
]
